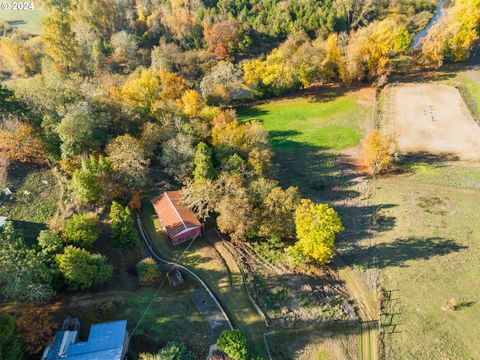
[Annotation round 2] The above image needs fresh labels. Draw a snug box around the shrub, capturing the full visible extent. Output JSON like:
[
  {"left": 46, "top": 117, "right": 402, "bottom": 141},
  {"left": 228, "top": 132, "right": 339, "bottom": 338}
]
[
  {"left": 63, "top": 213, "right": 100, "bottom": 248},
  {"left": 96, "top": 298, "right": 121, "bottom": 316},
  {"left": 216, "top": 329, "right": 248, "bottom": 360},
  {"left": 139, "top": 341, "right": 196, "bottom": 360},
  {"left": 136, "top": 258, "right": 161, "bottom": 285},
  {"left": 0, "top": 313, "right": 24, "bottom": 360},
  {"left": 56, "top": 246, "right": 113, "bottom": 290}
]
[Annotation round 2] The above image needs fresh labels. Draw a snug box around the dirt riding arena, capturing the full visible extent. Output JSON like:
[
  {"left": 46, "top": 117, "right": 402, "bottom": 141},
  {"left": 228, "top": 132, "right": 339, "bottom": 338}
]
[{"left": 391, "top": 84, "right": 480, "bottom": 160}]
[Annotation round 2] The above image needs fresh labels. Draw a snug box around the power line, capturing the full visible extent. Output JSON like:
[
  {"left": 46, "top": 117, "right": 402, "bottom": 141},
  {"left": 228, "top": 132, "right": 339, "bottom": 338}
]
[{"left": 129, "top": 235, "right": 197, "bottom": 340}]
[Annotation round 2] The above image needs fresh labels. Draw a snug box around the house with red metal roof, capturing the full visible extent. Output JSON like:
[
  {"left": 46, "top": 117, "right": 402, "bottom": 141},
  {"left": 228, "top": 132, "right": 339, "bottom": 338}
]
[{"left": 151, "top": 191, "right": 202, "bottom": 246}]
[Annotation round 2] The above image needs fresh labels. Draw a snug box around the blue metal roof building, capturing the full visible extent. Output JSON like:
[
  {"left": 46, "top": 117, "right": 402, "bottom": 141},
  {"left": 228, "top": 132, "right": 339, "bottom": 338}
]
[{"left": 42, "top": 320, "right": 129, "bottom": 360}]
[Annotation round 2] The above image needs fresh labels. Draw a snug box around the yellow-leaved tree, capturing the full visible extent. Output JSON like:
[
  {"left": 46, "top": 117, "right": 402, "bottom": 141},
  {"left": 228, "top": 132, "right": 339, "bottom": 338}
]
[
  {"left": 114, "top": 68, "right": 186, "bottom": 115},
  {"left": 363, "top": 130, "right": 397, "bottom": 175},
  {"left": 180, "top": 89, "right": 204, "bottom": 117},
  {"left": 341, "top": 18, "right": 411, "bottom": 84},
  {"left": 421, "top": 0, "right": 480, "bottom": 66},
  {"left": 286, "top": 199, "right": 343, "bottom": 266}
]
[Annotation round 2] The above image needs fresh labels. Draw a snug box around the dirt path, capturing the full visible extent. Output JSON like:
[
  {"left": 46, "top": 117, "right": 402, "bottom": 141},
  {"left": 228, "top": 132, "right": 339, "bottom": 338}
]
[{"left": 334, "top": 257, "right": 379, "bottom": 360}]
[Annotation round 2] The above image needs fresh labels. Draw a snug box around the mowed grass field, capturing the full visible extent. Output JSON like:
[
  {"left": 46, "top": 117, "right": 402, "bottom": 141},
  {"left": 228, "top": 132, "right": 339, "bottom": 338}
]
[
  {"left": 365, "top": 162, "right": 480, "bottom": 359},
  {"left": 0, "top": 0, "right": 45, "bottom": 34},
  {"left": 237, "top": 89, "right": 372, "bottom": 151}
]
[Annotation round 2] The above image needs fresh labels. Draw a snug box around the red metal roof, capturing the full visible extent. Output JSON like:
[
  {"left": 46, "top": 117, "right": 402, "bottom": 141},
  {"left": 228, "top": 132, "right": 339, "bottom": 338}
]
[{"left": 151, "top": 191, "right": 201, "bottom": 240}]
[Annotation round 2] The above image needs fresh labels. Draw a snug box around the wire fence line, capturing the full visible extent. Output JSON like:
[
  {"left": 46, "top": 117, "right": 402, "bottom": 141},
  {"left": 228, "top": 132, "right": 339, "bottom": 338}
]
[
  {"left": 454, "top": 83, "right": 480, "bottom": 124},
  {"left": 213, "top": 229, "right": 270, "bottom": 326}
]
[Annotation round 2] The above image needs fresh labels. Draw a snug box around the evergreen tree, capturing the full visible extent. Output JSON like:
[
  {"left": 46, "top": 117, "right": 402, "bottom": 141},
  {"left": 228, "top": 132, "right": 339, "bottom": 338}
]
[
  {"left": 193, "top": 142, "right": 216, "bottom": 184},
  {"left": 109, "top": 201, "right": 139, "bottom": 249},
  {"left": 56, "top": 246, "right": 113, "bottom": 290},
  {"left": 71, "top": 155, "right": 112, "bottom": 203}
]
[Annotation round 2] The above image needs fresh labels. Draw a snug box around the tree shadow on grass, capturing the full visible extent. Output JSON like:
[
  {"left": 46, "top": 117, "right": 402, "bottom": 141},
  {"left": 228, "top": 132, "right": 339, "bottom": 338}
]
[
  {"left": 270, "top": 135, "right": 361, "bottom": 203},
  {"left": 390, "top": 67, "right": 459, "bottom": 83},
  {"left": 391, "top": 152, "right": 459, "bottom": 175},
  {"left": 344, "top": 237, "right": 467, "bottom": 269},
  {"left": 304, "top": 84, "right": 347, "bottom": 103},
  {"left": 269, "top": 133, "right": 393, "bottom": 245},
  {"left": 236, "top": 106, "right": 270, "bottom": 120},
  {"left": 7, "top": 20, "right": 28, "bottom": 26},
  {"left": 336, "top": 204, "right": 397, "bottom": 245},
  {"left": 235, "top": 84, "right": 347, "bottom": 110}
]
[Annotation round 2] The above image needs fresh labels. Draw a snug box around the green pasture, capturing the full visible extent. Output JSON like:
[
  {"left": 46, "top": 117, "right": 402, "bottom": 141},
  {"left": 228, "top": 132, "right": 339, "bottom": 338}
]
[
  {"left": 237, "top": 91, "right": 371, "bottom": 151},
  {"left": 0, "top": 0, "right": 45, "bottom": 35},
  {"left": 361, "top": 162, "right": 480, "bottom": 359},
  {"left": 237, "top": 90, "right": 373, "bottom": 201}
]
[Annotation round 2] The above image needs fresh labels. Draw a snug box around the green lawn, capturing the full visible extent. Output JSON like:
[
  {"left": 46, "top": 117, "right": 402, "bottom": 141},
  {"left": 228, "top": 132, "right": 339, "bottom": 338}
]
[
  {"left": 237, "top": 90, "right": 371, "bottom": 151},
  {"left": 0, "top": 162, "right": 59, "bottom": 244},
  {"left": 359, "top": 162, "right": 480, "bottom": 359},
  {"left": 139, "top": 199, "right": 268, "bottom": 358},
  {"left": 0, "top": 0, "right": 45, "bottom": 35}
]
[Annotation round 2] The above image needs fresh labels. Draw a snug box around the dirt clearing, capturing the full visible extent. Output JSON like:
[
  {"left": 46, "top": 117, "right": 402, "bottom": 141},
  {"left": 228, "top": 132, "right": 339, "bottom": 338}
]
[{"left": 392, "top": 84, "right": 480, "bottom": 159}]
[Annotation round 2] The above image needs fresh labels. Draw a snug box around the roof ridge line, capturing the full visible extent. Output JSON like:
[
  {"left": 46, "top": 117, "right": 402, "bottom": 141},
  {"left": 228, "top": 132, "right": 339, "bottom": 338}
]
[{"left": 164, "top": 192, "right": 187, "bottom": 230}]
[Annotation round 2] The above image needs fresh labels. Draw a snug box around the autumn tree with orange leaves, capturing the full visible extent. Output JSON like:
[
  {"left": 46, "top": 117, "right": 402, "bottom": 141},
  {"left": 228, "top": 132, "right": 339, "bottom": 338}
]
[
  {"left": 16, "top": 308, "right": 56, "bottom": 355},
  {"left": 0, "top": 119, "right": 46, "bottom": 164},
  {"left": 203, "top": 18, "right": 240, "bottom": 59}
]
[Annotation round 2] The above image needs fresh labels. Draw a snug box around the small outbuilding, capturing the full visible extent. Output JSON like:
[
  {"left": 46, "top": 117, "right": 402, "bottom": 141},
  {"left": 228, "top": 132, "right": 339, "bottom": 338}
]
[{"left": 151, "top": 191, "right": 202, "bottom": 246}]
